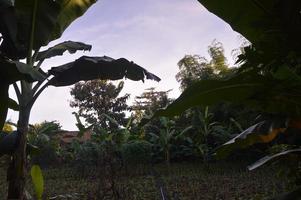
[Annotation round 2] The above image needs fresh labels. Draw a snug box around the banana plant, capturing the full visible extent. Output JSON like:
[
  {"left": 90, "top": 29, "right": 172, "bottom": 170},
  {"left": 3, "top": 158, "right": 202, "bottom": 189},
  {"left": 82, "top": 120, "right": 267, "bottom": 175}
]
[
  {"left": 0, "top": 0, "right": 160, "bottom": 199},
  {"left": 147, "top": 117, "right": 192, "bottom": 166}
]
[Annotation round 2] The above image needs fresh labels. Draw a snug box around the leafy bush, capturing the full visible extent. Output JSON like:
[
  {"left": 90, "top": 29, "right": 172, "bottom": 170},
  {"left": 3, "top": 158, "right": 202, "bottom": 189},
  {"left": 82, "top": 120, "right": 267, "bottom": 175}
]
[{"left": 121, "top": 140, "right": 152, "bottom": 166}]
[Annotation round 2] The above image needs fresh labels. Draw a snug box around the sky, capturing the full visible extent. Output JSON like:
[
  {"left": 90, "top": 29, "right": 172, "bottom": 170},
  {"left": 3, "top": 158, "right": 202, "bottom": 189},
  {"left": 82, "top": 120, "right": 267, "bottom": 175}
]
[{"left": 8, "top": 0, "right": 243, "bottom": 130}]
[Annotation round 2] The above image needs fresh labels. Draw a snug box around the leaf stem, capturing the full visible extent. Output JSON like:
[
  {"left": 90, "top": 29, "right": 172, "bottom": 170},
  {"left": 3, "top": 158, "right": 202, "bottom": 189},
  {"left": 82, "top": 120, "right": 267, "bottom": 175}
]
[
  {"left": 13, "top": 83, "right": 21, "bottom": 103},
  {"left": 29, "top": 81, "right": 50, "bottom": 108}
]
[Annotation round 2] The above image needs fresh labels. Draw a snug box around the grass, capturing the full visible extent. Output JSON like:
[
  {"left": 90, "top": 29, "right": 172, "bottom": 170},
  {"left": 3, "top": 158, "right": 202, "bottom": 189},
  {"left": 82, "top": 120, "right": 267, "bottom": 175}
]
[{"left": 0, "top": 161, "right": 288, "bottom": 199}]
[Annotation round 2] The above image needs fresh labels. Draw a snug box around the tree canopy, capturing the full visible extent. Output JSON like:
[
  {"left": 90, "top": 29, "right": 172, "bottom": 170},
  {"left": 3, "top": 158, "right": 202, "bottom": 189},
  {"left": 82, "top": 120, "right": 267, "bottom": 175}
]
[{"left": 70, "top": 80, "right": 130, "bottom": 130}]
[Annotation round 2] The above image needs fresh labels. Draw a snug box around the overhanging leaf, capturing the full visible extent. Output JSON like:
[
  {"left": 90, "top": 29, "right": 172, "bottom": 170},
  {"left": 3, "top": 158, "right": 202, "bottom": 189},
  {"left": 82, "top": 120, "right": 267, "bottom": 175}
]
[
  {"left": 50, "top": 0, "right": 97, "bottom": 42},
  {"left": 36, "top": 41, "right": 92, "bottom": 61},
  {"left": 215, "top": 120, "right": 287, "bottom": 159},
  {"left": 0, "top": 57, "right": 46, "bottom": 84},
  {"left": 152, "top": 72, "right": 270, "bottom": 118},
  {"left": 197, "top": 0, "right": 301, "bottom": 50},
  {"left": 197, "top": 0, "right": 268, "bottom": 44},
  {"left": 0, "top": 0, "right": 96, "bottom": 58},
  {"left": 8, "top": 98, "right": 19, "bottom": 111},
  {"left": 248, "top": 148, "right": 301, "bottom": 171},
  {"left": 148, "top": 69, "right": 301, "bottom": 125},
  {"left": 48, "top": 56, "right": 161, "bottom": 86},
  {"left": 0, "top": 3, "right": 23, "bottom": 59},
  {"left": 19, "top": 0, "right": 96, "bottom": 49},
  {"left": 30, "top": 165, "right": 44, "bottom": 200}
]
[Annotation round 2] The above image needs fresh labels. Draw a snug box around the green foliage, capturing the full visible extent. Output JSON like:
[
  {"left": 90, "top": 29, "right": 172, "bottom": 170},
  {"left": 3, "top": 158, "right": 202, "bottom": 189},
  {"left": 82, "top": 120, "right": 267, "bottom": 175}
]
[
  {"left": 0, "top": 58, "right": 45, "bottom": 128},
  {"left": 121, "top": 140, "right": 152, "bottom": 165},
  {"left": 189, "top": 107, "right": 230, "bottom": 159},
  {"left": 145, "top": 117, "right": 195, "bottom": 164},
  {"left": 132, "top": 88, "right": 172, "bottom": 119},
  {"left": 152, "top": 72, "right": 264, "bottom": 118},
  {"left": 153, "top": 68, "right": 301, "bottom": 119},
  {"left": 27, "top": 121, "right": 61, "bottom": 166},
  {"left": 71, "top": 141, "right": 103, "bottom": 167},
  {"left": 70, "top": 80, "right": 130, "bottom": 130},
  {"left": 176, "top": 40, "right": 230, "bottom": 91}
]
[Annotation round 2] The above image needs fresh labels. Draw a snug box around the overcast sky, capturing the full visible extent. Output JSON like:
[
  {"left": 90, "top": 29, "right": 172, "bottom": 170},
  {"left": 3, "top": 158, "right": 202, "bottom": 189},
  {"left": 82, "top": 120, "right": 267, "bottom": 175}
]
[{"left": 8, "top": 0, "right": 243, "bottom": 130}]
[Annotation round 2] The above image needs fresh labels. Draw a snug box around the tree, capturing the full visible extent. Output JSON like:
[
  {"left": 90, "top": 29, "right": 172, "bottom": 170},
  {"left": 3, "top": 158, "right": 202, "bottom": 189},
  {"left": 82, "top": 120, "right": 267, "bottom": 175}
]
[
  {"left": 176, "top": 40, "right": 230, "bottom": 91},
  {"left": 0, "top": 1, "right": 160, "bottom": 199},
  {"left": 70, "top": 80, "right": 130, "bottom": 130},
  {"left": 27, "top": 121, "right": 61, "bottom": 167},
  {"left": 132, "top": 87, "right": 172, "bottom": 121},
  {"left": 175, "top": 41, "right": 235, "bottom": 150}
]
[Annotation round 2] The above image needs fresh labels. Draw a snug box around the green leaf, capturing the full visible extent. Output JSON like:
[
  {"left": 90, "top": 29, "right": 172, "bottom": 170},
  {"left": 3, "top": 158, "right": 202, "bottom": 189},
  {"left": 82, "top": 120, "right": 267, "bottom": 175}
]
[
  {"left": 0, "top": 3, "right": 23, "bottom": 59},
  {"left": 27, "top": 144, "right": 40, "bottom": 156},
  {"left": 8, "top": 98, "right": 19, "bottom": 111},
  {"left": 149, "top": 69, "right": 301, "bottom": 124},
  {"left": 272, "top": 66, "right": 301, "bottom": 82},
  {"left": 152, "top": 72, "right": 270, "bottom": 118},
  {"left": 215, "top": 120, "right": 287, "bottom": 159},
  {"left": 20, "top": 0, "right": 96, "bottom": 49},
  {"left": 0, "top": 57, "right": 46, "bottom": 84},
  {"left": 30, "top": 165, "right": 44, "bottom": 200},
  {"left": 0, "top": 57, "right": 45, "bottom": 128},
  {"left": 0, "top": 0, "right": 96, "bottom": 58},
  {"left": 197, "top": 0, "right": 267, "bottom": 44},
  {"left": 100, "top": 113, "right": 120, "bottom": 127},
  {"left": 36, "top": 40, "right": 92, "bottom": 61},
  {"left": 50, "top": 0, "right": 97, "bottom": 41},
  {"left": 0, "top": 131, "right": 19, "bottom": 157},
  {"left": 197, "top": 0, "right": 301, "bottom": 49},
  {"left": 72, "top": 112, "right": 92, "bottom": 137},
  {"left": 48, "top": 56, "right": 161, "bottom": 86},
  {"left": 248, "top": 148, "right": 301, "bottom": 171}
]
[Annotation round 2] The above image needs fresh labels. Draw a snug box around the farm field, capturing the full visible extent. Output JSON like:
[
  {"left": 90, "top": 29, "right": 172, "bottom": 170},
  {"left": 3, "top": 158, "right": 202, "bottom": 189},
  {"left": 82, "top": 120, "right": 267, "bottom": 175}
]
[{"left": 0, "top": 162, "right": 288, "bottom": 199}]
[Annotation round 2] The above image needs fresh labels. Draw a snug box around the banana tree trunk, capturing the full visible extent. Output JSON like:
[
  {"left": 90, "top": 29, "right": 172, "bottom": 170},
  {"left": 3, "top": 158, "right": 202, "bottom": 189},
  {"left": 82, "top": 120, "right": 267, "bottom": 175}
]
[{"left": 7, "top": 86, "right": 32, "bottom": 200}]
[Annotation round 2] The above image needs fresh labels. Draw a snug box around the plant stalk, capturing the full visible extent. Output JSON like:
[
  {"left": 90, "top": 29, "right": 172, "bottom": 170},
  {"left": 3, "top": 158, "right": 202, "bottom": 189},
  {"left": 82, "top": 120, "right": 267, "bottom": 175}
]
[{"left": 7, "top": 0, "right": 38, "bottom": 198}]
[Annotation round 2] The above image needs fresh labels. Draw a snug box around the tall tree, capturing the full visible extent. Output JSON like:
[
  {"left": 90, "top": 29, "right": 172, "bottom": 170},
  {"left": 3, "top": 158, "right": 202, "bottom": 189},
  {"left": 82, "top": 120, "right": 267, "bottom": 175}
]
[
  {"left": 176, "top": 40, "right": 230, "bottom": 91},
  {"left": 131, "top": 87, "right": 172, "bottom": 121},
  {"left": 70, "top": 80, "right": 129, "bottom": 130}
]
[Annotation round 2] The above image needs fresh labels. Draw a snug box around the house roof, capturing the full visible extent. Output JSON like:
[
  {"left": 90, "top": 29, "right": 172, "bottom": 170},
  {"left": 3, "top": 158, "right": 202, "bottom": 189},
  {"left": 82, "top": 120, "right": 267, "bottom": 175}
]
[{"left": 56, "top": 130, "right": 92, "bottom": 144}]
